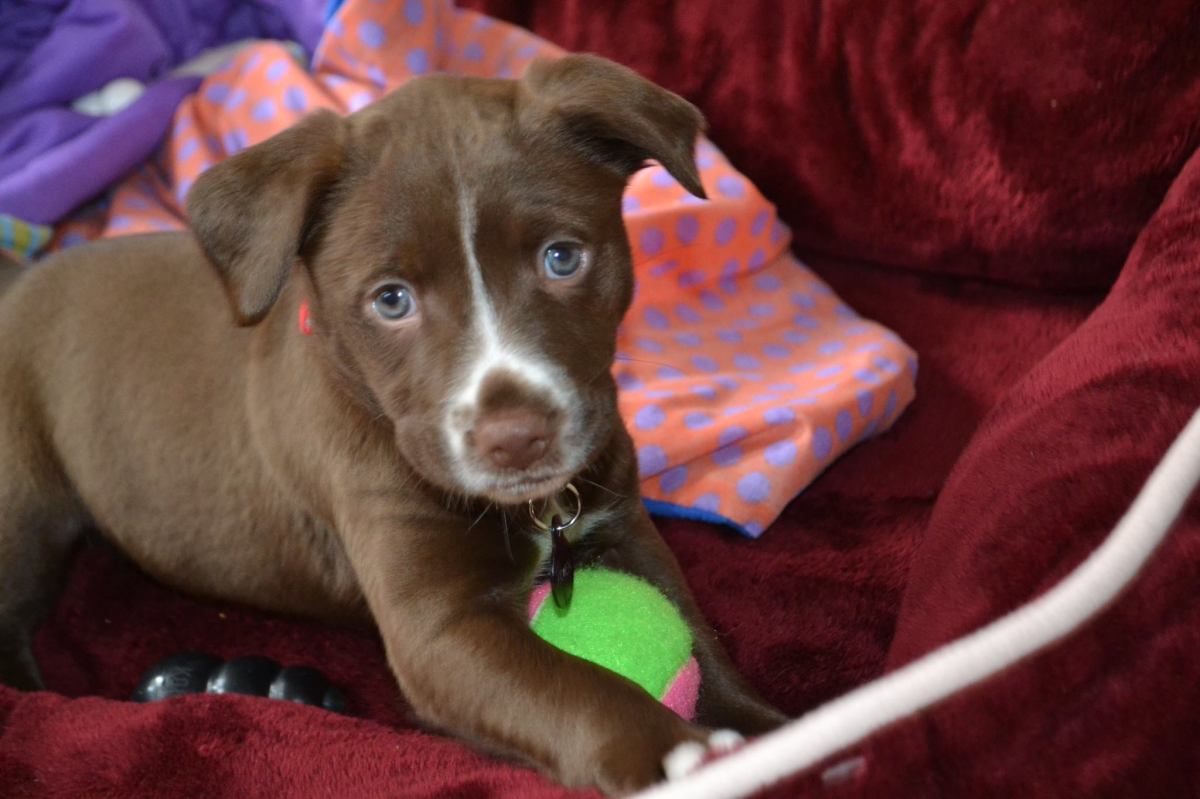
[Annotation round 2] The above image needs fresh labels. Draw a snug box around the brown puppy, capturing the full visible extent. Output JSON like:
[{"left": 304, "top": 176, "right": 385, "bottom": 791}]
[{"left": 0, "top": 55, "right": 784, "bottom": 794}]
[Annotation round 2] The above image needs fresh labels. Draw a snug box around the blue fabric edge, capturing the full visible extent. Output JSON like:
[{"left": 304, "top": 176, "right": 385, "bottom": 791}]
[{"left": 642, "top": 498, "right": 755, "bottom": 538}]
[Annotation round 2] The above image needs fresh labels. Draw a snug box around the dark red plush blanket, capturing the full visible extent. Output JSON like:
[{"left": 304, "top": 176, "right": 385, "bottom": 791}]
[{"left": 4, "top": 1, "right": 1200, "bottom": 796}]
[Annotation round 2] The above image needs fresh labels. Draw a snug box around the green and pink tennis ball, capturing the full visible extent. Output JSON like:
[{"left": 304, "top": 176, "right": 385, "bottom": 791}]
[{"left": 528, "top": 568, "right": 700, "bottom": 720}]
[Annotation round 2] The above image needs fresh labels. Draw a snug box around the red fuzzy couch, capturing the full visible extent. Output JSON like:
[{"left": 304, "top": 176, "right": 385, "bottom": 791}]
[{"left": 3, "top": 1, "right": 1199, "bottom": 796}]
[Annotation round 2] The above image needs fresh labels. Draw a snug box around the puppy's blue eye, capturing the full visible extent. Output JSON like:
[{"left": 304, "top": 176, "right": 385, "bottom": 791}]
[
  {"left": 372, "top": 284, "right": 415, "bottom": 321},
  {"left": 542, "top": 242, "right": 585, "bottom": 279}
]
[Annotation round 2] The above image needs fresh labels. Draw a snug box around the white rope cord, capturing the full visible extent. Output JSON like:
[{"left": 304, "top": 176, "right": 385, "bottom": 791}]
[{"left": 638, "top": 407, "right": 1200, "bottom": 799}]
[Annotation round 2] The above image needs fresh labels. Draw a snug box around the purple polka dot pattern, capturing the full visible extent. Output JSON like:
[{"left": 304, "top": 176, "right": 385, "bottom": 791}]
[
  {"left": 855, "top": 369, "right": 881, "bottom": 385},
  {"left": 636, "top": 337, "right": 663, "bottom": 354},
  {"left": 635, "top": 405, "right": 666, "bottom": 430},
  {"left": 755, "top": 274, "right": 781, "bottom": 291},
  {"left": 653, "top": 169, "right": 678, "bottom": 188},
  {"left": 359, "top": 20, "right": 386, "bottom": 49},
  {"left": 819, "top": 341, "right": 845, "bottom": 355},
  {"left": 221, "top": 129, "right": 247, "bottom": 153},
  {"left": 251, "top": 98, "right": 276, "bottom": 122},
  {"left": 225, "top": 88, "right": 247, "bottom": 111},
  {"left": 737, "top": 473, "right": 771, "bottom": 503},
  {"left": 284, "top": 86, "right": 308, "bottom": 112},
  {"left": 644, "top": 307, "right": 670, "bottom": 329},
  {"left": 717, "top": 176, "right": 745, "bottom": 198},
  {"left": 405, "top": 0, "right": 425, "bottom": 24},
  {"left": 407, "top": 48, "right": 429, "bottom": 74},
  {"left": 764, "top": 406, "right": 796, "bottom": 425},
  {"left": 676, "top": 215, "right": 700, "bottom": 243},
  {"left": 266, "top": 59, "right": 288, "bottom": 81},
  {"left": 719, "top": 426, "right": 749, "bottom": 446},
  {"left": 713, "top": 445, "right": 743, "bottom": 467},
  {"left": 700, "top": 290, "right": 724, "bottom": 310},
  {"left": 650, "top": 260, "right": 679, "bottom": 277},
  {"left": 836, "top": 410, "right": 853, "bottom": 441},
  {"left": 178, "top": 139, "right": 198, "bottom": 160},
  {"left": 765, "top": 440, "right": 797, "bottom": 467},
  {"left": 616, "top": 372, "right": 642, "bottom": 390},
  {"left": 716, "top": 218, "right": 737, "bottom": 245},
  {"left": 751, "top": 210, "right": 769, "bottom": 236},
  {"left": 614, "top": 163, "right": 912, "bottom": 535},
  {"left": 638, "top": 445, "right": 668, "bottom": 477},
  {"left": 812, "top": 427, "right": 834, "bottom": 459},
  {"left": 733, "top": 354, "right": 761, "bottom": 370},
  {"left": 660, "top": 466, "right": 688, "bottom": 494},
  {"left": 640, "top": 227, "right": 665, "bottom": 256}
]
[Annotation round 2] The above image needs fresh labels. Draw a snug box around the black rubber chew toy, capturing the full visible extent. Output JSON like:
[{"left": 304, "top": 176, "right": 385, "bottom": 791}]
[{"left": 131, "top": 652, "right": 346, "bottom": 714}]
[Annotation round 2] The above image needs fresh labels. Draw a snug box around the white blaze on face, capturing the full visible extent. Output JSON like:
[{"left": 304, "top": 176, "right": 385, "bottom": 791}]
[{"left": 446, "top": 184, "right": 577, "bottom": 491}]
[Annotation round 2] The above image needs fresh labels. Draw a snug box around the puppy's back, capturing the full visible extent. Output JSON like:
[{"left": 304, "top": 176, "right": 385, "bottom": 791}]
[{"left": 0, "top": 232, "right": 264, "bottom": 541}]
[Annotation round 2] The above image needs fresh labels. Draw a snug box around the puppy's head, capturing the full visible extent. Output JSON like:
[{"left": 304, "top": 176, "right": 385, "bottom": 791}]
[{"left": 188, "top": 55, "right": 705, "bottom": 505}]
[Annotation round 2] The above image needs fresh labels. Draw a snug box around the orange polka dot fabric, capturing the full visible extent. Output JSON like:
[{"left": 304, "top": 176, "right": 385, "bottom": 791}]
[{"left": 51, "top": 0, "right": 916, "bottom": 538}]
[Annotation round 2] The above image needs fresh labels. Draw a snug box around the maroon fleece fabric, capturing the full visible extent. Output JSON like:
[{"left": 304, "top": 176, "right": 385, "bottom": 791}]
[
  {"left": 4, "top": 2, "right": 1200, "bottom": 797},
  {"left": 468, "top": 0, "right": 1200, "bottom": 290}
]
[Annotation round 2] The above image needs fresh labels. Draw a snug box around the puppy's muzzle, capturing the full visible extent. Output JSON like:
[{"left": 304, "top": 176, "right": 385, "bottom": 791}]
[{"left": 467, "top": 408, "right": 556, "bottom": 471}]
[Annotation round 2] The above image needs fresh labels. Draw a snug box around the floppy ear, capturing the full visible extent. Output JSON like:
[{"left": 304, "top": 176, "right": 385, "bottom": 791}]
[
  {"left": 518, "top": 54, "right": 707, "bottom": 198},
  {"left": 187, "top": 110, "right": 346, "bottom": 325}
]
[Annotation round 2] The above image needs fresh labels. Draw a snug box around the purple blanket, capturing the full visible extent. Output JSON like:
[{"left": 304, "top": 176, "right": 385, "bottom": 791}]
[{"left": 0, "top": 0, "right": 326, "bottom": 225}]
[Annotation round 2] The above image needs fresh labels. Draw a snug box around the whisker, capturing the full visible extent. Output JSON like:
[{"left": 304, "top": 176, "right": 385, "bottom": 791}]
[
  {"left": 467, "top": 502, "right": 493, "bottom": 532},
  {"left": 613, "top": 353, "right": 691, "bottom": 375},
  {"left": 501, "top": 512, "right": 514, "bottom": 564},
  {"left": 578, "top": 476, "right": 627, "bottom": 499}
]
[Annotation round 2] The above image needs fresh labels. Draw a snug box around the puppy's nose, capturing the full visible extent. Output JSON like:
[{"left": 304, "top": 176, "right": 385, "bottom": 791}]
[{"left": 471, "top": 411, "right": 551, "bottom": 471}]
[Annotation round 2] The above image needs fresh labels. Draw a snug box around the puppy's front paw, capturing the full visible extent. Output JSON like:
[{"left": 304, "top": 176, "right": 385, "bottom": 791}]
[
  {"left": 662, "top": 729, "right": 745, "bottom": 781},
  {"left": 588, "top": 718, "right": 710, "bottom": 797}
]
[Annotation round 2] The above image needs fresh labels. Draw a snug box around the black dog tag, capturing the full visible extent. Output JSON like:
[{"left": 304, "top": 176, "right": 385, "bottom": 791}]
[{"left": 549, "top": 514, "right": 575, "bottom": 609}]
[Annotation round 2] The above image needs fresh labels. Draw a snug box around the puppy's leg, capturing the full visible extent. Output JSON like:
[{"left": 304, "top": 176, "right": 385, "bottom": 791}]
[
  {"left": 0, "top": 436, "right": 83, "bottom": 691},
  {"left": 341, "top": 519, "right": 712, "bottom": 796},
  {"left": 600, "top": 506, "right": 789, "bottom": 736}
]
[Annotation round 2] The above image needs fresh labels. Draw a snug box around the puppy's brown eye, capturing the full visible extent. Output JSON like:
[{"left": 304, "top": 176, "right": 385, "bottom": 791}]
[
  {"left": 542, "top": 242, "right": 585, "bottom": 279},
  {"left": 372, "top": 284, "right": 415, "bottom": 321}
]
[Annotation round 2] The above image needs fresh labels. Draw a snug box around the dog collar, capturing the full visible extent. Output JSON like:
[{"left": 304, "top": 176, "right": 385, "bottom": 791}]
[
  {"left": 529, "top": 483, "right": 581, "bottom": 609},
  {"left": 298, "top": 300, "right": 313, "bottom": 336}
]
